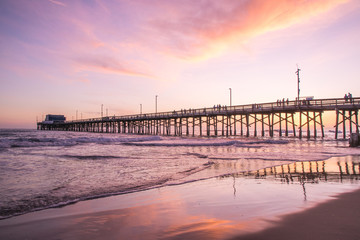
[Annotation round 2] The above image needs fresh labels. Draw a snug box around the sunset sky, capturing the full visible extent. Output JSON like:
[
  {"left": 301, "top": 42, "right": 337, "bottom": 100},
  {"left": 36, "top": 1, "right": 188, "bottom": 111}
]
[{"left": 1, "top": 0, "right": 360, "bottom": 128}]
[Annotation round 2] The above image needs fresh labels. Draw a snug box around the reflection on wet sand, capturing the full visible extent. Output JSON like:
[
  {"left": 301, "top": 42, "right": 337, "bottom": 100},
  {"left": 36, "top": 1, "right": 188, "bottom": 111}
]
[
  {"left": 222, "top": 156, "right": 360, "bottom": 201},
  {"left": 252, "top": 158, "right": 359, "bottom": 181},
  {"left": 1, "top": 156, "right": 360, "bottom": 240},
  {"left": 230, "top": 156, "right": 360, "bottom": 182}
]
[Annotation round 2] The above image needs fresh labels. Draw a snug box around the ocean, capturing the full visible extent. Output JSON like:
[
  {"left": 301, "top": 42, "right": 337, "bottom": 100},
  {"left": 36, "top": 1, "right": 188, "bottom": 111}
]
[{"left": 1, "top": 128, "right": 360, "bottom": 220}]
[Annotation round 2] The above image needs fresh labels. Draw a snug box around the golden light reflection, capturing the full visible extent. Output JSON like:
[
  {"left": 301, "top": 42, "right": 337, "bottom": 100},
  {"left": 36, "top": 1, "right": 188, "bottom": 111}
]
[
  {"left": 67, "top": 157, "right": 360, "bottom": 239},
  {"left": 247, "top": 156, "right": 360, "bottom": 182},
  {"left": 67, "top": 200, "right": 270, "bottom": 240}
]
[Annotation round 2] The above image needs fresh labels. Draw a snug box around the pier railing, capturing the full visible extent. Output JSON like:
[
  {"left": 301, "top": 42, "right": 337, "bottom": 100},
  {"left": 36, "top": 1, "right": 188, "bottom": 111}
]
[{"left": 67, "top": 97, "right": 360, "bottom": 123}]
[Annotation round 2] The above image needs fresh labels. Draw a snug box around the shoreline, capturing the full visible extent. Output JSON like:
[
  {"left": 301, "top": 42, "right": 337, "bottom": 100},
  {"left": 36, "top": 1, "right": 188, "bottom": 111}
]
[
  {"left": 2, "top": 153, "right": 359, "bottom": 221},
  {"left": 1, "top": 155, "right": 360, "bottom": 239}
]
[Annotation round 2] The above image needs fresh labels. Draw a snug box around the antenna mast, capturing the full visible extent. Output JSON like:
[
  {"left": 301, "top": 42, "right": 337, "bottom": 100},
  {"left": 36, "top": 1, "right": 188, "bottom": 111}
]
[{"left": 295, "top": 65, "right": 301, "bottom": 103}]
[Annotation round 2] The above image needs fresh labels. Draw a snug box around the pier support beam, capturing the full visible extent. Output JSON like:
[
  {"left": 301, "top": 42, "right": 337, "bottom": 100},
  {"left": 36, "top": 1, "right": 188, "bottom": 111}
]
[
  {"left": 334, "top": 109, "right": 359, "bottom": 139},
  {"left": 298, "top": 111, "right": 324, "bottom": 138}
]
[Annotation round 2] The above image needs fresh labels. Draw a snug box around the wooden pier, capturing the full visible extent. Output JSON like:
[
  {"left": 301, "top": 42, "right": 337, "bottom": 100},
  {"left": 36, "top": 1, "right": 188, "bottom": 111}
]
[{"left": 37, "top": 97, "right": 360, "bottom": 139}]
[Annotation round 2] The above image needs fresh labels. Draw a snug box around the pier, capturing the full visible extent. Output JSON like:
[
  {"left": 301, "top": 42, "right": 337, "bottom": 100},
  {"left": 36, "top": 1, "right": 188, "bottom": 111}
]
[{"left": 37, "top": 97, "right": 360, "bottom": 139}]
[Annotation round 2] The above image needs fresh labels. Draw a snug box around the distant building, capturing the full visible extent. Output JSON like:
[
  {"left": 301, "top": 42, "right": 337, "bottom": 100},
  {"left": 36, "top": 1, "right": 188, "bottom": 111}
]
[{"left": 43, "top": 114, "right": 66, "bottom": 124}]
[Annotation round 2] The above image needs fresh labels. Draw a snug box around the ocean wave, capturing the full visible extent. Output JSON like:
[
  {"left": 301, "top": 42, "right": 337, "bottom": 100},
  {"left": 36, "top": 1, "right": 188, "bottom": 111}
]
[
  {"left": 245, "top": 140, "right": 289, "bottom": 145},
  {"left": 123, "top": 139, "right": 289, "bottom": 147},
  {"left": 123, "top": 140, "right": 237, "bottom": 147},
  {"left": 0, "top": 161, "right": 215, "bottom": 220},
  {"left": 208, "top": 157, "right": 242, "bottom": 160},
  {"left": 62, "top": 155, "right": 127, "bottom": 160},
  {"left": 74, "top": 135, "right": 162, "bottom": 144},
  {"left": 243, "top": 157, "right": 300, "bottom": 162},
  {"left": 183, "top": 152, "right": 208, "bottom": 158},
  {"left": 0, "top": 135, "right": 163, "bottom": 149},
  {"left": 0, "top": 184, "right": 157, "bottom": 220},
  {"left": 166, "top": 161, "right": 215, "bottom": 183}
]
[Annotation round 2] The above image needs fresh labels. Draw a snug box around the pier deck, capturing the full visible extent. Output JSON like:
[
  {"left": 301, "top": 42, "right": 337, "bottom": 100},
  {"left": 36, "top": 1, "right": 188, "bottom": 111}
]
[{"left": 37, "top": 97, "right": 360, "bottom": 139}]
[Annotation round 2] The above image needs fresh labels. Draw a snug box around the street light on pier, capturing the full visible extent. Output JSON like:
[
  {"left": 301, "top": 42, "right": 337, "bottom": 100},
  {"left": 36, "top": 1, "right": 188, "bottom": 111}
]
[
  {"left": 140, "top": 104, "right": 142, "bottom": 115},
  {"left": 296, "top": 66, "right": 301, "bottom": 103},
  {"left": 101, "top": 104, "right": 103, "bottom": 118},
  {"left": 229, "top": 88, "right": 232, "bottom": 107},
  {"left": 155, "top": 95, "right": 158, "bottom": 113}
]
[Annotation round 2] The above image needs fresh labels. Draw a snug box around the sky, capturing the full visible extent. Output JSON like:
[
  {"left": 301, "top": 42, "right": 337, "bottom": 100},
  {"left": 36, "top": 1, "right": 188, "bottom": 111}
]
[{"left": 1, "top": 0, "right": 360, "bottom": 128}]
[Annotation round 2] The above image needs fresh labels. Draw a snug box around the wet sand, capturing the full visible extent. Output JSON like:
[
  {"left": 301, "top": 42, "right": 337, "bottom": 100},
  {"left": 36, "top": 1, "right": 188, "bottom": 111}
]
[
  {"left": 232, "top": 188, "right": 360, "bottom": 240},
  {"left": 1, "top": 156, "right": 360, "bottom": 240}
]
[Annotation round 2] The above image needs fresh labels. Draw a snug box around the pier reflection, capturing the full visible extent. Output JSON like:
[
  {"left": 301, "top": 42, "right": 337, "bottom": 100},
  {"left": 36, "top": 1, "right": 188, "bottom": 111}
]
[
  {"left": 219, "top": 156, "right": 360, "bottom": 201},
  {"left": 228, "top": 156, "right": 360, "bottom": 183},
  {"left": 256, "top": 158, "right": 358, "bottom": 182}
]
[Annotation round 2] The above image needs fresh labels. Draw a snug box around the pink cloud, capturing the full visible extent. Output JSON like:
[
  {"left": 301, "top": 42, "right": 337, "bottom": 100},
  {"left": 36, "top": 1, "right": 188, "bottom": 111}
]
[
  {"left": 74, "top": 55, "right": 153, "bottom": 78},
  {"left": 48, "top": 0, "right": 66, "bottom": 7},
  {"left": 141, "top": 0, "right": 349, "bottom": 59},
  {"left": 0, "top": 0, "right": 350, "bottom": 83}
]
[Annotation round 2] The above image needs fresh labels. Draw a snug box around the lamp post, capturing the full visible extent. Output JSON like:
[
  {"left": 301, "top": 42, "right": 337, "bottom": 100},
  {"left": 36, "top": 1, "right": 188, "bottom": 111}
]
[
  {"left": 155, "top": 95, "right": 158, "bottom": 113},
  {"left": 140, "top": 104, "right": 142, "bottom": 115},
  {"left": 101, "top": 104, "right": 103, "bottom": 118},
  {"left": 296, "top": 67, "right": 301, "bottom": 103},
  {"left": 229, "top": 88, "right": 232, "bottom": 107}
]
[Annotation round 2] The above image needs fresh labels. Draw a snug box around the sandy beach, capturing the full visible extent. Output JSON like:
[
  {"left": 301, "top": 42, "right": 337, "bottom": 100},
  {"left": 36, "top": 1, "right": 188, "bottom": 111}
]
[
  {"left": 232, "top": 188, "right": 360, "bottom": 240},
  {"left": 1, "top": 156, "right": 360, "bottom": 240}
]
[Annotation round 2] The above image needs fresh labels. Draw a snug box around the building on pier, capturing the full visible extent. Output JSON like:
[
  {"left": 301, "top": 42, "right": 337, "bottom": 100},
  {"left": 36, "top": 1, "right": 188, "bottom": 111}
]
[{"left": 42, "top": 114, "right": 66, "bottom": 124}]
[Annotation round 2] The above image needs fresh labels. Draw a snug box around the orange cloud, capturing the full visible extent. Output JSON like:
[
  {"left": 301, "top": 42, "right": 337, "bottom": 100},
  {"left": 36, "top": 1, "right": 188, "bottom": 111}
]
[{"left": 145, "top": 0, "right": 349, "bottom": 60}]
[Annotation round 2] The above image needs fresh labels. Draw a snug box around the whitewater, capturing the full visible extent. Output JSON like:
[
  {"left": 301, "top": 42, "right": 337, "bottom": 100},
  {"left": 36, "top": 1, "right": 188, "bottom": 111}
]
[{"left": 1, "top": 128, "right": 360, "bottom": 219}]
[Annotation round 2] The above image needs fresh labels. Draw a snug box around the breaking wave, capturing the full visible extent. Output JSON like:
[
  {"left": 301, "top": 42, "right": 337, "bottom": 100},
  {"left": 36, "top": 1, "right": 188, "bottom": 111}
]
[
  {"left": 123, "top": 139, "right": 289, "bottom": 147},
  {"left": 0, "top": 135, "right": 163, "bottom": 149},
  {"left": 0, "top": 161, "right": 215, "bottom": 220}
]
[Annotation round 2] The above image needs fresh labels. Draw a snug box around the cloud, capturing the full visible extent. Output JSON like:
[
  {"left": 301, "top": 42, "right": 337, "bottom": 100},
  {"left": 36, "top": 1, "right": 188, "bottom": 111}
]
[
  {"left": 142, "top": 0, "right": 349, "bottom": 60},
  {"left": 0, "top": 0, "right": 350, "bottom": 82},
  {"left": 74, "top": 55, "right": 153, "bottom": 78},
  {"left": 48, "top": 0, "right": 66, "bottom": 7}
]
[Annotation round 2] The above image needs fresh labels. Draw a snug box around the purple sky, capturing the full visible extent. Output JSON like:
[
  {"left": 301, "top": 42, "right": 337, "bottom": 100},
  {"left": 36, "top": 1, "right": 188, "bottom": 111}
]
[{"left": 1, "top": 0, "right": 359, "bottom": 128}]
